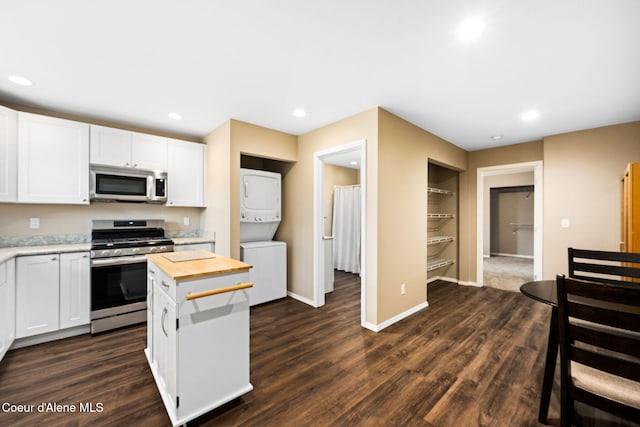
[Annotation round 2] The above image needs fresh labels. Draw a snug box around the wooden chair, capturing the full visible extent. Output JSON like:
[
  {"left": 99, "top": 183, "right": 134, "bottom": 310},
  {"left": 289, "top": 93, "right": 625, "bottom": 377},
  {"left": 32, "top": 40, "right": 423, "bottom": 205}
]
[
  {"left": 568, "top": 247, "right": 640, "bottom": 285},
  {"left": 555, "top": 274, "right": 640, "bottom": 426}
]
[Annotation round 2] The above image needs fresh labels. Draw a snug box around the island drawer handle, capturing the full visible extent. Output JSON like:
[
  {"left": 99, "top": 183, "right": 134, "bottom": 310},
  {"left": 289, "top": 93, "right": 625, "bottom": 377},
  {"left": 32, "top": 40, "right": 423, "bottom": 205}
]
[{"left": 186, "top": 283, "right": 253, "bottom": 301}]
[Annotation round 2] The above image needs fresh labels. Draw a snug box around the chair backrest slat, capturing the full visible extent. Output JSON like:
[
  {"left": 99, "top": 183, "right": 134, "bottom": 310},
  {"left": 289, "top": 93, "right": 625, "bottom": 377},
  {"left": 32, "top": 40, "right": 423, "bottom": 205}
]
[
  {"left": 568, "top": 247, "right": 640, "bottom": 286},
  {"left": 572, "top": 346, "right": 640, "bottom": 382}
]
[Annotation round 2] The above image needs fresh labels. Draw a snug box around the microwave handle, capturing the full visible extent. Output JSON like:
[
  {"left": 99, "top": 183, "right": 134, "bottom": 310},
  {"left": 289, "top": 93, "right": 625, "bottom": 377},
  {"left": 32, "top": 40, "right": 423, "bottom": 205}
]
[{"left": 244, "top": 181, "right": 249, "bottom": 198}]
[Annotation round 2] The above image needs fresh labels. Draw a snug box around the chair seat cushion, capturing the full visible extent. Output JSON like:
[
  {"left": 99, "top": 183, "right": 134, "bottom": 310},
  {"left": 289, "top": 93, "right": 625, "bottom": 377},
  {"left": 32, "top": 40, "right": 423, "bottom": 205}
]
[{"left": 572, "top": 362, "right": 640, "bottom": 409}]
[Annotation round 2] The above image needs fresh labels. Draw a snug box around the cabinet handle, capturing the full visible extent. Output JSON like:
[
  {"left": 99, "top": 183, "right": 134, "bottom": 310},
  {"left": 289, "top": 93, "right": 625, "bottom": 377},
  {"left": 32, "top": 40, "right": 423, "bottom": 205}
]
[
  {"left": 161, "top": 307, "right": 168, "bottom": 337},
  {"left": 51, "top": 257, "right": 57, "bottom": 261},
  {"left": 186, "top": 282, "right": 253, "bottom": 301},
  {"left": 161, "top": 280, "right": 170, "bottom": 288}
]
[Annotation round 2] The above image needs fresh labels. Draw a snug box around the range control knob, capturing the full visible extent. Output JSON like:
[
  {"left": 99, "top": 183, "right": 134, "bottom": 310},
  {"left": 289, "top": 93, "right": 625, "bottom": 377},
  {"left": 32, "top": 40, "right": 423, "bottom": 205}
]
[
  {"left": 101, "top": 250, "right": 110, "bottom": 257},
  {"left": 150, "top": 247, "right": 157, "bottom": 253},
  {"left": 113, "top": 249, "right": 122, "bottom": 256},
  {"left": 159, "top": 246, "right": 167, "bottom": 252},
  {"left": 132, "top": 248, "right": 141, "bottom": 254}
]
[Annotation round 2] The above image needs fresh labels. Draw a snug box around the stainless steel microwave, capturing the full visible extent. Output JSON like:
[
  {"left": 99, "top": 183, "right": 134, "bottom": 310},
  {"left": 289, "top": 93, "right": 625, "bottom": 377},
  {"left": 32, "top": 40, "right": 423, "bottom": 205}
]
[{"left": 90, "top": 165, "right": 167, "bottom": 203}]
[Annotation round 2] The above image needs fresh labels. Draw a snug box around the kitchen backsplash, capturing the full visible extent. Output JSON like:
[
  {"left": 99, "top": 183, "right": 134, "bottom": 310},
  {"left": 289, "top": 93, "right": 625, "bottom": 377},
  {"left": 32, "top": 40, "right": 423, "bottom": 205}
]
[{"left": 0, "top": 229, "right": 211, "bottom": 248}]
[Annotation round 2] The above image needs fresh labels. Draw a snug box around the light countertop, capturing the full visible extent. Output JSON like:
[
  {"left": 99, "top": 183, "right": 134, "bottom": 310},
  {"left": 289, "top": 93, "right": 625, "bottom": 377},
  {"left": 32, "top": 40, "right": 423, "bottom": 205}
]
[
  {"left": 0, "top": 238, "right": 215, "bottom": 265},
  {"left": 147, "top": 250, "right": 252, "bottom": 281}
]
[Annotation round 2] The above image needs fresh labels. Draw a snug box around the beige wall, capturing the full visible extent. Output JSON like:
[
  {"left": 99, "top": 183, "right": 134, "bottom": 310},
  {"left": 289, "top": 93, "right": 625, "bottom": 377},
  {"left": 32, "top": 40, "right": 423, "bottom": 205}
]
[
  {"left": 202, "top": 121, "right": 231, "bottom": 255},
  {"left": 377, "top": 109, "right": 466, "bottom": 322},
  {"left": 284, "top": 108, "right": 379, "bottom": 321},
  {"left": 202, "top": 119, "right": 297, "bottom": 258},
  {"left": 229, "top": 120, "right": 297, "bottom": 260},
  {"left": 462, "top": 141, "right": 544, "bottom": 284},
  {"left": 542, "top": 121, "right": 640, "bottom": 278},
  {"left": 0, "top": 203, "right": 203, "bottom": 240}
]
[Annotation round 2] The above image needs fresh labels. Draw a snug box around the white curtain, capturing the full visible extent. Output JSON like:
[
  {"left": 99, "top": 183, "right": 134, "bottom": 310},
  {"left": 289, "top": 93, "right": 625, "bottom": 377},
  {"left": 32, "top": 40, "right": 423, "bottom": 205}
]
[{"left": 332, "top": 185, "right": 361, "bottom": 274}]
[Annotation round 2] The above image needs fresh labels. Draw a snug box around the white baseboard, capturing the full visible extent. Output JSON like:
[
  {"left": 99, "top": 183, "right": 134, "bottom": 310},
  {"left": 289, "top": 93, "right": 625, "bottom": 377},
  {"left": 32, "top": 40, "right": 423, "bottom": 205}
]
[
  {"left": 287, "top": 291, "right": 317, "bottom": 307},
  {"left": 11, "top": 324, "right": 90, "bottom": 349},
  {"left": 363, "top": 301, "right": 429, "bottom": 332},
  {"left": 458, "top": 280, "right": 482, "bottom": 287},
  {"left": 489, "top": 252, "right": 534, "bottom": 260},
  {"left": 427, "top": 275, "right": 459, "bottom": 284}
]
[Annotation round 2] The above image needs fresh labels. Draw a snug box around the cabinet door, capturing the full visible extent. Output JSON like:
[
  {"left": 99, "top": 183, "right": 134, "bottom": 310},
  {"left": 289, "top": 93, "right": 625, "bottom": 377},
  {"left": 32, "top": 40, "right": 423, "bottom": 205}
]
[
  {"left": 0, "top": 106, "right": 17, "bottom": 202},
  {"left": 90, "top": 125, "right": 132, "bottom": 167},
  {"left": 154, "top": 288, "right": 177, "bottom": 407},
  {"left": 18, "top": 113, "right": 89, "bottom": 204},
  {"left": 131, "top": 132, "right": 167, "bottom": 171},
  {"left": 0, "top": 258, "right": 16, "bottom": 361},
  {"left": 59, "top": 252, "right": 90, "bottom": 329},
  {"left": 16, "top": 255, "right": 60, "bottom": 338},
  {"left": 167, "top": 139, "right": 205, "bottom": 207}
]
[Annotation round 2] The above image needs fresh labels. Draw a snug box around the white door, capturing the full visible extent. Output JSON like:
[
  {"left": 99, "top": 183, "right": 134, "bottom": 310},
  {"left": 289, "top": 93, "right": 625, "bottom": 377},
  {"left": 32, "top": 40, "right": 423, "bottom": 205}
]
[
  {"left": 18, "top": 113, "right": 89, "bottom": 204},
  {"left": 16, "top": 255, "right": 60, "bottom": 338},
  {"left": 59, "top": 252, "right": 90, "bottom": 329}
]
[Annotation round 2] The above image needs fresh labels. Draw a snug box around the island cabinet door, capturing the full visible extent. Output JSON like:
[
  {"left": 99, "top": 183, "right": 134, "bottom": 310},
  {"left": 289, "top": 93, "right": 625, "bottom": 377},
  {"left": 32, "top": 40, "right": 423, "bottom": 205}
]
[
  {"left": 154, "top": 288, "right": 177, "bottom": 408},
  {"left": 175, "top": 271, "right": 251, "bottom": 418}
]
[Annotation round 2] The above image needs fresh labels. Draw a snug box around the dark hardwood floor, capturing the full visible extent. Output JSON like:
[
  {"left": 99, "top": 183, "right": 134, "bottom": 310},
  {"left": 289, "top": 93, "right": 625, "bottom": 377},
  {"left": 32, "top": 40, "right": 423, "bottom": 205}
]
[{"left": 1, "top": 273, "right": 636, "bottom": 426}]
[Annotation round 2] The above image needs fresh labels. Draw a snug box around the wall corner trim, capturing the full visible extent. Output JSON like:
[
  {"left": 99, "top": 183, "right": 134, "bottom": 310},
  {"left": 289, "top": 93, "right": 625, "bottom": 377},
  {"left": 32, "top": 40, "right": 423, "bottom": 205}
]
[
  {"left": 286, "top": 291, "right": 317, "bottom": 307},
  {"left": 364, "top": 301, "right": 429, "bottom": 333},
  {"left": 458, "top": 281, "right": 482, "bottom": 287}
]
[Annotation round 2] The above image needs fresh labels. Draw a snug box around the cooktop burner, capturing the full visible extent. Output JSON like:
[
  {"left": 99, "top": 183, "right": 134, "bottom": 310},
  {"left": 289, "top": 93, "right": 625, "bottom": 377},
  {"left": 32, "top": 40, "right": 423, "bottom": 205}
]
[{"left": 90, "top": 219, "right": 175, "bottom": 258}]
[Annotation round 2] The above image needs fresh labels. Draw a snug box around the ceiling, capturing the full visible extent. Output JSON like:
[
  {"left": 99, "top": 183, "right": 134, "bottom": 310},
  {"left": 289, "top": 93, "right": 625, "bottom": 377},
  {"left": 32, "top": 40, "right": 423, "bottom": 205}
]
[{"left": 1, "top": 1, "right": 639, "bottom": 151}]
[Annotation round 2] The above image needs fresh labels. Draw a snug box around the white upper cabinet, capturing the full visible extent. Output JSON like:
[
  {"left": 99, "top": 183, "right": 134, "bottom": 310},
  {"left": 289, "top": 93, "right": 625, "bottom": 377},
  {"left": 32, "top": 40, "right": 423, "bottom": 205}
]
[
  {"left": 167, "top": 139, "right": 205, "bottom": 207},
  {"left": 0, "top": 106, "right": 17, "bottom": 203},
  {"left": 18, "top": 112, "right": 89, "bottom": 204},
  {"left": 90, "top": 125, "right": 167, "bottom": 171}
]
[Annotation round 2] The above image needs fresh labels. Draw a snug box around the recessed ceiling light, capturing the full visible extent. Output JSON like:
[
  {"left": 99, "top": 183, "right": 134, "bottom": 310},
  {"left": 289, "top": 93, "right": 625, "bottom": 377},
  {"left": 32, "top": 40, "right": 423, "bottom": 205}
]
[
  {"left": 8, "top": 75, "right": 33, "bottom": 86},
  {"left": 349, "top": 161, "right": 358, "bottom": 166},
  {"left": 521, "top": 110, "right": 540, "bottom": 121},
  {"left": 457, "top": 17, "right": 485, "bottom": 41},
  {"left": 490, "top": 134, "right": 504, "bottom": 140},
  {"left": 292, "top": 108, "right": 306, "bottom": 118},
  {"left": 168, "top": 112, "right": 182, "bottom": 120}
]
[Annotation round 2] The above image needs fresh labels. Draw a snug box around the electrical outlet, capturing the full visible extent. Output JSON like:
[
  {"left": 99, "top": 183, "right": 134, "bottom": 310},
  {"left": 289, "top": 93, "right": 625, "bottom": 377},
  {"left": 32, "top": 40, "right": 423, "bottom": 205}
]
[
  {"left": 183, "top": 217, "right": 190, "bottom": 226},
  {"left": 401, "top": 283, "right": 406, "bottom": 295},
  {"left": 29, "top": 218, "right": 40, "bottom": 229},
  {"left": 561, "top": 218, "right": 570, "bottom": 228}
]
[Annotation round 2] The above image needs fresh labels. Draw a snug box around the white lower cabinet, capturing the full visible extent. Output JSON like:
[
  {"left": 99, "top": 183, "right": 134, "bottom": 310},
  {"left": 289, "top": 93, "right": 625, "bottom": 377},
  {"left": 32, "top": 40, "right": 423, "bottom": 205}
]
[
  {"left": 59, "top": 252, "right": 90, "bottom": 329},
  {"left": 0, "top": 258, "right": 16, "bottom": 361},
  {"left": 146, "top": 258, "right": 252, "bottom": 426},
  {"left": 15, "top": 252, "right": 90, "bottom": 339},
  {"left": 16, "top": 254, "right": 60, "bottom": 338}
]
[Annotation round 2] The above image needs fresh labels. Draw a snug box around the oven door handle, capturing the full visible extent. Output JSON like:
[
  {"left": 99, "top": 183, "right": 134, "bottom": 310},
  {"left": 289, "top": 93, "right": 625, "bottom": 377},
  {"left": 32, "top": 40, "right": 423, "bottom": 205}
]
[{"left": 91, "top": 255, "right": 148, "bottom": 267}]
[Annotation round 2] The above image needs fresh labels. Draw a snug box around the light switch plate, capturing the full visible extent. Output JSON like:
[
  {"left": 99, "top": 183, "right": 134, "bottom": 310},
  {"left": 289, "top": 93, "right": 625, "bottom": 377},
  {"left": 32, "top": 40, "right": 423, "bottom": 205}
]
[
  {"left": 561, "top": 218, "right": 570, "bottom": 228},
  {"left": 29, "top": 218, "right": 40, "bottom": 229}
]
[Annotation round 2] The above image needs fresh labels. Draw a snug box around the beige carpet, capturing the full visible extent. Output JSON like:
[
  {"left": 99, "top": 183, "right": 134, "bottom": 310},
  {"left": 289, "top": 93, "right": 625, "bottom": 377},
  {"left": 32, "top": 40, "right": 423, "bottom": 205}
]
[{"left": 483, "top": 256, "right": 534, "bottom": 293}]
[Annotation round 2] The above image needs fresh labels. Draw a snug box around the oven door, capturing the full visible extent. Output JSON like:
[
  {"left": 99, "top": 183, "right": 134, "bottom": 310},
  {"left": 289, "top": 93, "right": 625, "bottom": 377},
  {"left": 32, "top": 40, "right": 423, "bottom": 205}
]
[{"left": 91, "top": 255, "right": 148, "bottom": 318}]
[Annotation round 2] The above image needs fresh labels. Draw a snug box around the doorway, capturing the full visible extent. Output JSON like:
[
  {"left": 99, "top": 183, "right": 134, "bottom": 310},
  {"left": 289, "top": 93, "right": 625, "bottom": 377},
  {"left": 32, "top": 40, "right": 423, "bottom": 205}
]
[
  {"left": 477, "top": 161, "right": 543, "bottom": 286},
  {"left": 313, "top": 140, "right": 367, "bottom": 327}
]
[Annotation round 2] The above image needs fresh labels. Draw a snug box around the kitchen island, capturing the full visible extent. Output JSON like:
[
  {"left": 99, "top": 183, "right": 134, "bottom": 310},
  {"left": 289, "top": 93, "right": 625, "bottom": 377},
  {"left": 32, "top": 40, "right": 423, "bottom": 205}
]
[{"left": 145, "top": 250, "right": 253, "bottom": 427}]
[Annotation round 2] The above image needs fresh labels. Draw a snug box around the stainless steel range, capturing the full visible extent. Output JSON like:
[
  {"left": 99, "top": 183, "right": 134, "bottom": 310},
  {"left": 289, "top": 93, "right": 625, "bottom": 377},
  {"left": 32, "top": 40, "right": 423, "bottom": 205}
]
[{"left": 90, "top": 219, "right": 174, "bottom": 334}]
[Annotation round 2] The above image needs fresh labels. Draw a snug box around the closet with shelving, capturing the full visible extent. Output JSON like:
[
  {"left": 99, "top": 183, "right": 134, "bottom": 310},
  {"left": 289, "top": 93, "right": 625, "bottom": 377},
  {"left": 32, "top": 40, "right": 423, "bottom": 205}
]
[{"left": 427, "top": 163, "right": 459, "bottom": 283}]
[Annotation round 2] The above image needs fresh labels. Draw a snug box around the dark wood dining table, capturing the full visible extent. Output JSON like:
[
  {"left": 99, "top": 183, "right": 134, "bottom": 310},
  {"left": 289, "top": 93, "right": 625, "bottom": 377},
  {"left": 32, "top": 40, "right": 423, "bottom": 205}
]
[{"left": 520, "top": 279, "right": 557, "bottom": 424}]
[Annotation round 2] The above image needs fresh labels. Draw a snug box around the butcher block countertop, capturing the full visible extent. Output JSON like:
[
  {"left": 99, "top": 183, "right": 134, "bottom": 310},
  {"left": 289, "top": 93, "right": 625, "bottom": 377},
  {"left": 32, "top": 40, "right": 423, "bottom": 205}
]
[{"left": 147, "top": 250, "right": 252, "bottom": 281}]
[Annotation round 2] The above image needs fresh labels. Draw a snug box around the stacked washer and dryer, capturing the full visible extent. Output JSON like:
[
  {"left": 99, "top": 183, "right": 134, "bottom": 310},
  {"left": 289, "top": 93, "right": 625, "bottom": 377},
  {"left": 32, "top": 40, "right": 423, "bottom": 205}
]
[{"left": 239, "top": 168, "right": 287, "bottom": 306}]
